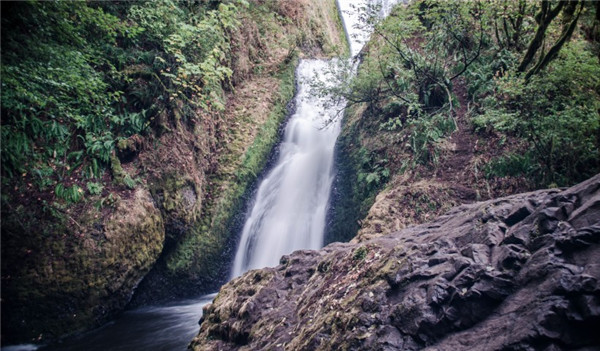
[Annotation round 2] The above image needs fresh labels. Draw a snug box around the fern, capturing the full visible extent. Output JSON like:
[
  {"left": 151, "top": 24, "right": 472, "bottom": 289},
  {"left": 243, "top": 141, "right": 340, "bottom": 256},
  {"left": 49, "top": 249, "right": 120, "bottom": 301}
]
[
  {"left": 122, "top": 175, "right": 137, "bottom": 189},
  {"left": 55, "top": 183, "right": 84, "bottom": 203},
  {"left": 86, "top": 182, "right": 104, "bottom": 195}
]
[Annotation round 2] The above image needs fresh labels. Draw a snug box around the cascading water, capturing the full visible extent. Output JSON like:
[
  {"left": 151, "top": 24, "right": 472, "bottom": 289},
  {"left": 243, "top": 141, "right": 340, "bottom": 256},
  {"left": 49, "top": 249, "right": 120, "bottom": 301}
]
[
  {"left": 230, "top": 60, "right": 343, "bottom": 277},
  {"left": 5, "top": 2, "right": 398, "bottom": 350},
  {"left": 338, "top": 0, "right": 399, "bottom": 57},
  {"left": 231, "top": 0, "right": 399, "bottom": 278}
]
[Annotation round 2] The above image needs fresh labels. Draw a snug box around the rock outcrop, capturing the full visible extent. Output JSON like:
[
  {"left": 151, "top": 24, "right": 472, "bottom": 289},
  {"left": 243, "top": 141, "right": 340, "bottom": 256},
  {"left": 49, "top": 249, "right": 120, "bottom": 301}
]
[{"left": 191, "top": 174, "right": 600, "bottom": 350}]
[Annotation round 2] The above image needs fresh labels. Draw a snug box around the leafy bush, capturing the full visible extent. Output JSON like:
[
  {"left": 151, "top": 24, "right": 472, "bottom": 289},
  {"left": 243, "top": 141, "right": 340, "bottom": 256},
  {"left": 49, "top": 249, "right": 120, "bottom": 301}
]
[
  {"left": 407, "top": 112, "right": 456, "bottom": 166},
  {"left": 356, "top": 148, "right": 390, "bottom": 190},
  {"left": 1, "top": 0, "right": 244, "bottom": 194},
  {"left": 474, "top": 42, "right": 600, "bottom": 186},
  {"left": 484, "top": 152, "right": 537, "bottom": 180}
]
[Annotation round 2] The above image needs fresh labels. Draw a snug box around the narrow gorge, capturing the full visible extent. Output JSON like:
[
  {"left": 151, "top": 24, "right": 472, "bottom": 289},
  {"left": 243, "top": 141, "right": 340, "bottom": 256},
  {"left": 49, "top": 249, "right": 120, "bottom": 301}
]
[{"left": 2, "top": 0, "right": 599, "bottom": 350}]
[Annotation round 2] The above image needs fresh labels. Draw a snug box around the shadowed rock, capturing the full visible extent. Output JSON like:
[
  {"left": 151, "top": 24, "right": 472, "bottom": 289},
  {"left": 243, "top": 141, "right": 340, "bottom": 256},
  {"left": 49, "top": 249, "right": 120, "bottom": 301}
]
[{"left": 190, "top": 175, "right": 600, "bottom": 350}]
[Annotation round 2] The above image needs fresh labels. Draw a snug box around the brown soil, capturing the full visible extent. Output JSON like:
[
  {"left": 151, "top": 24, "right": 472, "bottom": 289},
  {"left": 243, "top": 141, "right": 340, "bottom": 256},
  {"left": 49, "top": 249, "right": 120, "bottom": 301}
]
[{"left": 434, "top": 77, "right": 479, "bottom": 201}]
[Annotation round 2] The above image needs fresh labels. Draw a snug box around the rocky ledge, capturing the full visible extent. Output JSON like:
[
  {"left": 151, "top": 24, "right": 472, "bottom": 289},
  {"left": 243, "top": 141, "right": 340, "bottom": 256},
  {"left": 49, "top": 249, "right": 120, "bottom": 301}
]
[{"left": 190, "top": 175, "right": 600, "bottom": 350}]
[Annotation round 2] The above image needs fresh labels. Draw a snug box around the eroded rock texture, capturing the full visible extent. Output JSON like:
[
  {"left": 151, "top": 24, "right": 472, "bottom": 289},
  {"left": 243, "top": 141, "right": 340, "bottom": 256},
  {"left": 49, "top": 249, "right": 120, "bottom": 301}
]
[{"left": 191, "top": 175, "right": 600, "bottom": 351}]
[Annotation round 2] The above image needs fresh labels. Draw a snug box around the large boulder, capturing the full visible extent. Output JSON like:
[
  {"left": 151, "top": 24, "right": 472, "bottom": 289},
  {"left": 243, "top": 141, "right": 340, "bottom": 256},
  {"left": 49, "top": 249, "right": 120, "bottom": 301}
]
[
  {"left": 191, "top": 174, "right": 600, "bottom": 350},
  {"left": 1, "top": 189, "right": 164, "bottom": 343}
]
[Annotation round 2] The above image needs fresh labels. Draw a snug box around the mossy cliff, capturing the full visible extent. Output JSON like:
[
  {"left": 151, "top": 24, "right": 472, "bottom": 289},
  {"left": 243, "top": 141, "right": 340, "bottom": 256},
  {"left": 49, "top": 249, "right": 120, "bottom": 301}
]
[
  {"left": 130, "top": 0, "right": 348, "bottom": 305},
  {"left": 1, "top": 0, "right": 346, "bottom": 344}
]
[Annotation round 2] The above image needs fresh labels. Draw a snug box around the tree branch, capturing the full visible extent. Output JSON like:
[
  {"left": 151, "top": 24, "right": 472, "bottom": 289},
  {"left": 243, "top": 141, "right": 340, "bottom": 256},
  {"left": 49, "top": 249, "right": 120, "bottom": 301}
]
[
  {"left": 517, "top": 1, "right": 565, "bottom": 73},
  {"left": 449, "top": 3, "right": 484, "bottom": 81}
]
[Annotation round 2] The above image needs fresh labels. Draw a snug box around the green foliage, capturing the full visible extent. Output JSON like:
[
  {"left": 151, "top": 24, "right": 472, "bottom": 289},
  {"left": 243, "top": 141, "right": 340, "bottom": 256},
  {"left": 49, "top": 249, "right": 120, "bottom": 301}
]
[
  {"left": 464, "top": 48, "right": 518, "bottom": 99},
  {"left": 474, "top": 42, "right": 600, "bottom": 186},
  {"left": 330, "top": 0, "right": 598, "bottom": 188},
  {"left": 483, "top": 152, "right": 537, "bottom": 179},
  {"left": 344, "top": 1, "right": 485, "bottom": 109},
  {"left": 1, "top": 0, "right": 243, "bottom": 192},
  {"left": 55, "top": 183, "right": 84, "bottom": 203},
  {"left": 128, "top": 0, "right": 241, "bottom": 112},
  {"left": 356, "top": 148, "right": 390, "bottom": 190},
  {"left": 122, "top": 175, "right": 138, "bottom": 189},
  {"left": 1, "top": 1, "right": 125, "bottom": 180},
  {"left": 82, "top": 133, "right": 115, "bottom": 164},
  {"left": 31, "top": 165, "right": 55, "bottom": 190},
  {"left": 87, "top": 182, "right": 104, "bottom": 195},
  {"left": 352, "top": 246, "right": 368, "bottom": 262},
  {"left": 409, "top": 112, "right": 456, "bottom": 166}
]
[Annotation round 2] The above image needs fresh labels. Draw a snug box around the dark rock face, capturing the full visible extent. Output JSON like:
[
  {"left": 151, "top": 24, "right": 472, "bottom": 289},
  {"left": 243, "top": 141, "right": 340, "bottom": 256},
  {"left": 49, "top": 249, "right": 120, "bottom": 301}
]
[{"left": 190, "top": 175, "right": 600, "bottom": 351}]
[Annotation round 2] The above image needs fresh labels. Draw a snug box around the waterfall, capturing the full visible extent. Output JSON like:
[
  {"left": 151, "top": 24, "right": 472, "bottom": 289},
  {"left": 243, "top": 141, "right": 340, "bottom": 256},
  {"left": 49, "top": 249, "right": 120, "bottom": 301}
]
[
  {"left": 231, "top": 0, "right": 399, "bottom": 278},
  {"left": 231, "top": 60, "right": 343, "bottom": 277},
  {"left": 338, "top": 0, "right": 401, "bottom": 57}
]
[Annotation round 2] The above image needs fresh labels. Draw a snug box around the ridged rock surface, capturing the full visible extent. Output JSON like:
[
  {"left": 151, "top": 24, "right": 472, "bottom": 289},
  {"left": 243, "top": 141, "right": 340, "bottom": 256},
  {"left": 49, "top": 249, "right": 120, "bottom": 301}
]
[{"left": 190, "top": 175, "right": 600, "bottom": 351}]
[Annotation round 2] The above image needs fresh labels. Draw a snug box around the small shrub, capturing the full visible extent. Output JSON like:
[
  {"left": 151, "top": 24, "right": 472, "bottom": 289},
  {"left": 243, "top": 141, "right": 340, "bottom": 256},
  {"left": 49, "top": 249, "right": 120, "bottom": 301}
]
[
  {"left": 86, "top": 182, "right": 104, "bottom": 195},
  {"left": 484, "top": 152, "right": 537, "bottom": 180},
  {"left": 55, "top": 183, "right": 84, "bottom": 203},
  {"left": 353, "top": 246, "right": 368, "bottom": 261},
  {"left": 408, "top": 112, "right": 456, "bottom": 166}
]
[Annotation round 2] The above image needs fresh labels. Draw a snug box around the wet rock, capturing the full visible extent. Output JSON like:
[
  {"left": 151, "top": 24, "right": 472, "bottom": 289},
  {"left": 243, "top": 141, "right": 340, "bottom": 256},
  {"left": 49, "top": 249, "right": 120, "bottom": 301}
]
[{"left": 190, "top": 175, "right": 600, "bottom": 350}]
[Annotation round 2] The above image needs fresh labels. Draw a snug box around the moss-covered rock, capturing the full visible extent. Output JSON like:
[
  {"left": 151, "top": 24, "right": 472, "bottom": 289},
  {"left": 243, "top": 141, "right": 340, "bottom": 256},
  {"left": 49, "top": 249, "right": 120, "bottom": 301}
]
[
  {"left": 151, "top": 173, "right": 202, "bottom": 245},
  {"left": 1, "top": 189, "right": 164, "bottom": 344}
]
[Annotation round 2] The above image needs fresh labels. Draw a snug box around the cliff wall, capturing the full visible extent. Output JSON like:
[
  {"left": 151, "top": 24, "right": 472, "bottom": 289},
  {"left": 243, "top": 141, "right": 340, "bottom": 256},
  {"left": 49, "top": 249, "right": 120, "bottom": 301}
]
[{"left": 0, "top": 0, "right": 347, "bottom": 344}]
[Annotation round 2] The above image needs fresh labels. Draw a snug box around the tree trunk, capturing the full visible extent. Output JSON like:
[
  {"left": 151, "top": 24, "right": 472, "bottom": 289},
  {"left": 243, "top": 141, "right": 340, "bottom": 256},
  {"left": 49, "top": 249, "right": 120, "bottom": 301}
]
[
  {"left": 525, "top": 1, "right": 582, "bottom": 80},
  {"left": 511, "top": 0, "right": 526, "bottom": 49},
  {"left": 494, "top": 14, "right": 504, "bottom": 48},
  {"left": 517, "top": 1, "right": 565, "bottom": 73}
]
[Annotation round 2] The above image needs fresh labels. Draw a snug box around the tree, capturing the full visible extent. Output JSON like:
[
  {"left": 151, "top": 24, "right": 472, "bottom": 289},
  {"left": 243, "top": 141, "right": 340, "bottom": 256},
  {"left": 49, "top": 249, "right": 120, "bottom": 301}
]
[{"left": 517, "top": 0, "right": 584, "bottom": 81}]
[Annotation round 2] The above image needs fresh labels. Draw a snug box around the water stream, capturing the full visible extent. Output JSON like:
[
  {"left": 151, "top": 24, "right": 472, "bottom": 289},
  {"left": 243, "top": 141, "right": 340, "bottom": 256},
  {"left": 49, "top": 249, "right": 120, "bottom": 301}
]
[
  {"left": 5, "top": 1, "right": 397, "bottom": 350},
  {"left": 230, "top": 59, "right": 343, "bottom": 277},
  {"left": 37, "top": 295, "right": 216, "bottom": 351}
]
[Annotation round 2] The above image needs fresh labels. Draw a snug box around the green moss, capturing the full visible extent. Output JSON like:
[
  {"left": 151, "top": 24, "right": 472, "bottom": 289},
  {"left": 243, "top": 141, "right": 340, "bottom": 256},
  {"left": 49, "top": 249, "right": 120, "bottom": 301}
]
[
  {"left": 1, "top": 189, "right": 164, "bottom": 344},
  {"left": 327, "top": 104, "right": 385, "bottom": 243},
  {"left": 152, "top": 173, "right": 200, "bottom": 222},
  {"left": 331, "top": 0, "right": 350, "bottom": 57}
]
